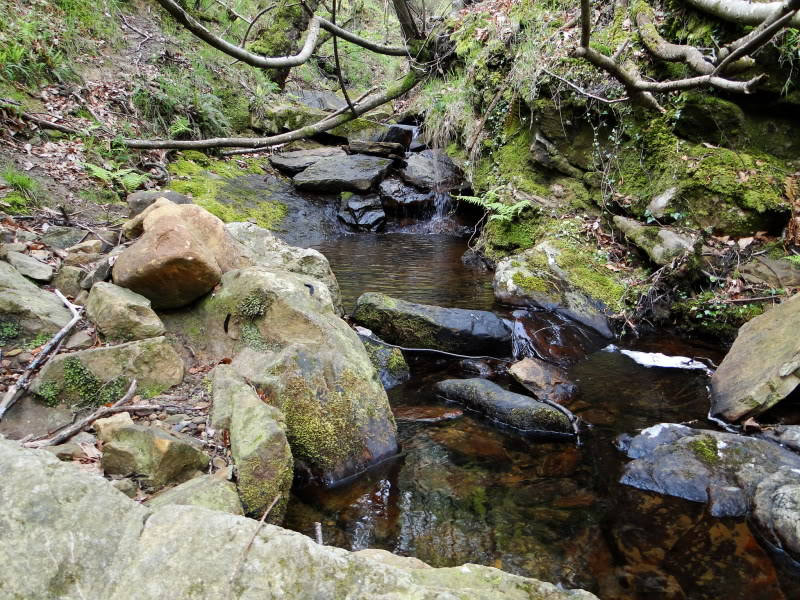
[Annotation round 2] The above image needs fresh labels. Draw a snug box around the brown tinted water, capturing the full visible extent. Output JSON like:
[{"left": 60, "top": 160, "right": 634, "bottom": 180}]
[{"left": 288, "top": 232, "right": 800, "bottom": 599}]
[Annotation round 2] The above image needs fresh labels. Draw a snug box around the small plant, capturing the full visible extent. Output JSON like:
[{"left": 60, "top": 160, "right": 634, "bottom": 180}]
[
  {"left": 238, "top": 291, "right": 270, "bottom": 318},
  {"left": 169, "top": 115, "right": 193, "bottom": 139},
  {"left": 455, "top": 188, "right": 533, "bottom": 222},
  {"left": 84, "top": 163, "right": 149, "bottom": 194},
  {"left": 783, "top": 255, "right": 800, "bottom": 267},
  {"left": 0, "top": 321, "right": 21, "bottom": 346},
  {"left": 26, "top": 332, "right": 51, "bottom": 350},
  {"left": 1, "top": 166, "right": 42, "bottom": 213}
]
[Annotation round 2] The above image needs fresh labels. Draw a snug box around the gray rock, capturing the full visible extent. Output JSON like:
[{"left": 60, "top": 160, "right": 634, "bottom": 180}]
[
  {"left": 378, "top": 177, "right": 434, "bottom": 214},
  {"left": 85, "top": 282, "right": 166, "bottom": 341},
  {"left": 401, "top": 149, "right": 460, "bottom": 191},
  {"left": 4, "top": 251, "right": 53, "bottom": 281},
  {"left": 80, "top": 245, "right": 125, "bottom": 290},
  {"left": 0, "top": 438, "right": 596, "bottom": 600},
  {"left": 647, "top": 187, "right": 678, "bottom": 219},
  {"left": 31, "top": 337, "right": 184, "bottom": 407},
  {"left": 620, "top": 424, "right": 800, "bottom": 517},
  {"left": 349, "top": 140, "right": 405, "bottom": 157},
  {"left": 0, "top": 260, "right": 72, "bottom": 337},
  {"left": 101, "top": 424, "right": 210, "bottom": 490},
  {"left": 508, "top": 357, "right": 577, "bottom": 403},
  {"left": 268, "top": 147, "right": 345, "bottom": 175},
  {"left": 293, "top": 154, "right": 393, "bottom": 193},
  {"left": 94, "top": 412, "right": 135, "bottom": 442},
  {"left": 434, "top": 378, "right": 572, "bottom": 433},
  {"left": 0, "top": 397, "right": 73, "bottom": 440},
  {"left": 52, "top": 265, "right": 85, "bottom": 298},
  {"left": 127, "top": 190, "right": 191, "bottom": 218},
  {"left": 66, "top": 239, "right": 103, "bottom": 254},
  {"left": 740, "top": 256, "right": 800, "bottom": 288},
  {"left": 354, "top": 292, "right": 512, "bottom": 356},
  {"left": 752, "top": 466, "right": 800, "bottom": 560},
  {"left": 65, "top": 330, "right": 93, "bottom": 350},
  {"left": 291, "top": 89, "right": 347, "bottom": 111},
  {"left": 40, "top": 226, "right": 85, "bottom": 249},
  {"left": 145, "top": 474, "right": 243, "bottom": 515},
  {"left": 43, "top": 442, "right": 88, "bottom": 461},
  {"left": 357, "top": 330, "right": 410, "bottom": 389},
  {"left": 760, "top": 425, "right": 800, "bottom": 452},
  {"left": 710, "top": 293, "right": 800, "bottom": 421},
  {"left": 337, "top": 193, "right": 385, "bottom": 231},
  {"left": 613, "top": 216, "right": 697, "bottom": 265},
  {"left": 111, "top": 478, "right": 139, "bottom": 498}
]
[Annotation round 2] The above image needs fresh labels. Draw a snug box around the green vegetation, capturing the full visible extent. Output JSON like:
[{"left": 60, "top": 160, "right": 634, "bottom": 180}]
[
  {"left": 60, "top": 357, "right": 130, "bottom": 408},
  {"left": 1, "top": 165, "right": 42, "bottom": 213},
  {"left": 0, "top": 321, "right": 21, "bottom": 346},
  {"left": 688, "top": 435, "right": 720, "bottom": 466}
]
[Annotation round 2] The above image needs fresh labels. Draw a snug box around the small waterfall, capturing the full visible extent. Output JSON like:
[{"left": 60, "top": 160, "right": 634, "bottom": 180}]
[{"left": 431, "top": 191, "right": 453, "bottom": 221}]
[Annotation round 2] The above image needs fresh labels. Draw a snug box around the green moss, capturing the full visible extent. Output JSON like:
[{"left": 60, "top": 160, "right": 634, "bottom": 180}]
[
  {"left": 673, "top": 291, "right": 764, "bottom": 341},
  {"left": 26, "top": 332, "right": 50, "bottom": 349},
  {"left": 512, "top": 272, "right": 551, "bottom": 294},
  {"left": 552, "top": 242, "right": 626, "bottom": 311},
  {"left": 237, "top": 290, "right": 271, "bottom": 319},
  {"left": 62, "top": 357, "right": 129, "bottom": 408},
  {"left": 241, "top": 322, "right": 272, "bottom": 352},
  {"left": 385, "top": 348, "right": 407, "bottom": 376},
  {"left": 688, "top": 435, "right": 720, "bottom": 466},
  {"left": 36, "top": 381, "right": 61, "bottom": 407}
]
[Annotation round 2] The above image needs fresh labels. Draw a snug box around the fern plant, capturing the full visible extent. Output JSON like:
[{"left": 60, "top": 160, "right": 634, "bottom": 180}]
[
  {"left": 85, "top": 163, "right": 149, "bottom": 193},
  {"left": 455, "top": 188, "right": 532, "bottom": 222}
]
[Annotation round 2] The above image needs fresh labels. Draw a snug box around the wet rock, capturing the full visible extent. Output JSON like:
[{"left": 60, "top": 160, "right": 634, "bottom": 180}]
[
  {"left": 620, "top": 424, "right": 800, "bottom": 517},
  {"left": 268, "top": 147, "right": 345, "bottom": 175},
  {"left": 760, "top": 425, "right": 800, "bottom": 452},
  {"left": 4, "top": 251, "right": 53, "bottom": 281},
  {"left": 226, "top": 221, "right": 342, "bottom": 314},
  {"left": 378, "top": 177, "right": 435, "bottom": 214},
  {"left": 337, "top": 193, "right": 386, "bottom": 231},
  {"left": 740, "top": 256, "right": 800, "bottom": 288},
  {"left": 752, "top": 466, "right": 800, "bottom": 560},
  {"left": 31, "top": 337, "right": 184, "bottom": 407},
  {"left": 434, "top": 378, "right": 572, "bottom": 433},
  {"left": 509, "top": 357, "right": 577, "bottom": 403},
  {"left": 113, "top": 199, "right": 248, "bottom": 309},
  {"left": 163, "top": 267, "right": 397, "bottom": 485},
  {"left": 126, "top": 190, "right": 191, "bottom": 217},
  {"left": 0, "top": 438, "right": 596, "bottom": 600},
  {"left": 710, "top": 293, "right": 800, "bottom": 422},
  {"left": 494, "top": 243, "right": 622, "bottom": 338},
  {"left": 393, "top": 405, "right": 464, "bottom": 423},
  {"left": 354, "top": 292, "right": 512, "bottom": 356},
  {"left": 348, "top": 140, "right": 405, "bottom": 157},
  {"left": 459, "top": 359, "right": 494, "bottom": 377},
  {"left": 85, "top": 282, "right": 165, "bottom": 341},
  {"left": 292, "top": 154, "right": 393, "bottom": 193},
  {"left": 101, "top": 424, "right": 209, "bottom": 490},
  {"left": 145, "top": 474, "right": 243, "bottom": 515},
  {"left": 52, "top": 265, "right": 84, "bottom": 298},
  {"left": 510, "top": 310, "right": 606, "bottom": 367},
  {"left": 613, "top": 216, "right": 698, "bottom": 265},
  {"left": 356, "top": 328, "right": 410, "bottom": 389},
  {"left": 40, "top": 226, "right": 84, "bottom": 249},
  {"left": 401, "top": 149, "right": 460, "bottom": 191},
  {"left": 0, "top": 261, "right": 72, "bottom": 337},
  {"left": 373, "top": 123, "right": 416, "bottom": 148}
]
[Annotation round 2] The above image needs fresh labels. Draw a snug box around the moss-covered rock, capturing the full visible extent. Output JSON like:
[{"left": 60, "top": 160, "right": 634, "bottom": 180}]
[
  {"left": 0, "top": 261, "right": 72, "bottom": 341},
  {"left": 357, "top": 329, "right": 411, "bottom": 390},
  {"left": 612, "top": 215, "right": 699, "bottom": 265},
  {"left": 145, "top": 474, "right": 243, "bottom": 516}
]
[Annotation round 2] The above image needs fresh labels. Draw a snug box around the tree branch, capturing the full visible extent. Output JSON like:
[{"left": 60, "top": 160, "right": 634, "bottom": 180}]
[{"left": 684, "top": 0, "right": 800, "bottom": 28}]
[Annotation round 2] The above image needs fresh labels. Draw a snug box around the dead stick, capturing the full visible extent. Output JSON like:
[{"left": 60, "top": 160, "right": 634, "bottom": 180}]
[
  {"left": 0, "top": 290, "right": 82, "bottom": 421},
  {"left": 28, "top": 379, "right": 138, "bottom": 448},
  {"left": 314, "top": 522, "right": 323, "bottom": 545},
  {"left": 228, "top": 494, "right": 282, "bottom": 597}
]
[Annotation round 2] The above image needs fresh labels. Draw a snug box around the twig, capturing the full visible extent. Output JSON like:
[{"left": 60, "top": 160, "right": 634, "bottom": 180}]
[
  {"left": 27, "top": 379, "right": 138, "bottom": 448},
  {"left": 229, "top": 494, "right": 282, "bottom": 597},
  {"left": 722, "top": 295, "right": 784, "bottom": 303},
  {"left": 0, "top": 291, "right": 82, "bottom": 421},
  {"left": 1, "top": 100, "right": 80, "bottom": 135},
  {"left": 74, "top": 222, "right": 115, "bottom": 247},
  {"left": 314, "top": 522, "right": 323, "bottom": 544},
  {"left": 542, "top": 69, "right": 629, "bottom": 105}
]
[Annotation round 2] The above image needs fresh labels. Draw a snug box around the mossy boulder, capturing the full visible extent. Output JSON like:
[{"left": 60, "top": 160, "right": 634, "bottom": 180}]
[
  {"left": 250, "top": 102, "right": 325, "bottom": 134},
  {"left": 353, "top": 292, "right": 512, "bottom": 356},
  {"left": 434, "top": 378, "right": 572, "bottom": 434},
  {"left": 145, "top": 474, "right": 243, "bottom": 516},
  {"left": 0, "top": 261, "right": 72, "bottom": 341},
  {"left": 85, "top": 282, "right": 166, "bottom": 341},
  {"left": 356, "top": 327, "right": 411, "bottom": 390},
  {"left": 30, "top": 336, "right": 184, "bottom": 408},
  {"left": 612, "top": 216, "right": 698, "bottom": 265}
]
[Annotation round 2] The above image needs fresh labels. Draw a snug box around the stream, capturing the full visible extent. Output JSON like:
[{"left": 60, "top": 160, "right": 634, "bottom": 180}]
[{"left": 275, "top": 190, "right": 800, "bottom": 598}]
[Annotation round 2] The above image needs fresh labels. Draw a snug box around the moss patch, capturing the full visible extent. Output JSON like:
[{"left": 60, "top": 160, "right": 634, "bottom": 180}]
[{"left": 688, "top": 435, "right": 720, "bottom": 466}]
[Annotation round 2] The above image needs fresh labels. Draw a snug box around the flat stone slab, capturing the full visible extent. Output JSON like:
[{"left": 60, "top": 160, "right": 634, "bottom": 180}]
[
  {"left": 292, "top": 154, "right": 392, "bottom": 193},
  {"left": 268, "top": 147, "right": 345, "bottom": 175}
]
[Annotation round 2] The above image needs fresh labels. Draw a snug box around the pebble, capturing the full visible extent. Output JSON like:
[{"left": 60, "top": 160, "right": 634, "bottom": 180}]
[
  {"left": 165, "top": 413, "right": 190, "bottom": 425},
  {"left": 194, "top": 401, "right": 210, "bottom": 409},
  {"left": 158, "top": 413, "right": 167, "bottom": 421},
  {"left": 191, "top": 416, "right": 205, "bottom": 424},
  {"left": 1, "top": 359, "right": 11, "bottom": 368},
  {"left": 148, "top": 413, "right": 158, "bottom": 421},
  {"left": 197, "top": 424, "right": 206, "bottom": 432}
]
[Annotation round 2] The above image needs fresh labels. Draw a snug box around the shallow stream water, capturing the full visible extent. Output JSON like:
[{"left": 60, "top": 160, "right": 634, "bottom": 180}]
[{"left": 283, "top": 225, "right": 800, "bottom": 599}]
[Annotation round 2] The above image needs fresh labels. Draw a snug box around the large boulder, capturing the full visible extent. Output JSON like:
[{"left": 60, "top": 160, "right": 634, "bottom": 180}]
[
  {"left": 31, "top": 336, "right": 184, "bottom": 407},
  {"left": 612, "top": 216, "right": 698, "bottom": 265},
  {"left": 401, "top": 149, "right": 460, "bottom": 191},
  {"left": 292, "top": 154, "right": 393, "bottom": 193},
  {"left": 113, "top": 199, "right": 249, "bottom": 309},
  {"left": 268, "top": 147, "right": 345, "bottom": 175},
  {"left": 353, "top": 292, "right": 512, "bottom": 356},
  {"left": 493, "top": 241, "right": 626, "bottom": 338},
  {"left": 163, "top": 267, "right": 397, "bottom": 485},
  {"left": 225, "top": 221, "right": 342, "bottom": 314},
  {"left": 0, "top": 261, "right": 72, "bottom": 338},
  {"left": 710, "top": 293, "right": 800, "bottom": 422},
  {"left": 0, "top": 438, "right": 596, "bottom": 600},
  {"left": 145, "top": 474, "right": 243, "bottom": 515},
  {"left": 619, "top": 424, "right": 800, "bottom": 517},
  {"left": 434, "top": 378, "right": 572, "bottom": 433},
  {"left": 85, "top": 282, "right": 166, "bottom": 341},
  {"left": 211, "top": 365, "right": 293, "bottom": 520},
  {"left": 508, "top": 357, "right": 577, "bottom": 403},
  {"left": 126, "top": 190, "right": 192, "bottom": 217},
  {"left": 101, "top": 424, "right": 210, "bottom": 490}
]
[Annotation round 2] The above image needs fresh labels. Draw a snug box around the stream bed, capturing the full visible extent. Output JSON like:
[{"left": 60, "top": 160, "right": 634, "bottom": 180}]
[{"left": 283, "top": 230, "right": 800, "bottom": 598}]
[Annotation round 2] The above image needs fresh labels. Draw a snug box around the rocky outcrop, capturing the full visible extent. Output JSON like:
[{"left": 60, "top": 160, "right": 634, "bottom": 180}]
[
  {"left": 268, "top": 147, "right": 345, "bottom": 175},
  {"left": 101, "top": 424, "right": 210, "bottom": 490},
  {"left": 619, "top": 424, "right": 800, "bottom": 517},
  {"left": 126, "top": 190, "right": 191, "bottom": 217},
  {"left": 401, "top": 150, "right": 460, "bottom": 191},
  {"left": 612, "top": 216, "right": 698, "bottom": 265},
  {"left": 337, "top": 193, "right": 386, "bottom": 231},
  {"left": 113, "top": 199, "right": 249, "bottom": 309},
  {"left": 0, "top": 261, "right": 72, "bottom": 337},
  {"left": 434, "top": 378, "right": 572, "bottom": 433},
  {"left": 164, "top": 267, "right": 397, "bottom": 485},
  {"left": 292, "top": 154, "right": 392, "bottom": 193},
  {"left": 710, "top": 293, "right": 800, "bottom": 421},
  {"left": 356, "top": 327, "right": 411, "bottom": 389},
  {"left": 31, "top": 336, "right": 184, "bottom": 407},
  {"left": 508, "top": 357, "right": 577, "bottom": 403},
  {"left": 85, "top": 282, "right": 166, "bottom": 341},
  {"left": 353, "top": 293, "right": 512, "bottom": 356},
  {"left": 225, "top": 221, "right": 342, "bottom": 314},
  {"left": 145, "top": 474, "right": 243, "bottom": 515},
  {"left": 0, "top": 437, "right": 596, "bottom": 600}
]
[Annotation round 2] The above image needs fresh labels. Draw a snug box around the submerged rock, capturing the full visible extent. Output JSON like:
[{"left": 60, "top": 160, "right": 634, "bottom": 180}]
[
  {"left": 145, "top": 474, "right": 243, "bottom": 515},
  {"left": 268, "top": 147, "right": 345, "bottom": 175},
  {"left": 85, "top": 282, "right": 165, "bottom": 341},
  {"left": 338, "top": 193, "right": 386, "bottom": 232},
  {"left": 353, "top": 292, "right": 512, "bottom": 356},
  {"left": 401, "top": 149, "right": 460, "bottom": 191},
  {"left": 356, "top": 328, "right": 410, "bottom": 389},
  {"left": 612, "top": 216, "right": 698, "bottom": 265},
  {"left": 292, "top": 154, "right": 393, "bottom": 193},
  {"left": 710, "top": 292, "right": 800, "bottom": 422},
  {"left": 0, "top": 260, "right": 72, "bottom": 338},
  {"left": 509, "top": 357, "right": 577, "bottom": 403},
  {"left": 393, "top": 405, "right": 464, "bottom": 423},
  {"left": 620, "top": 424, "right": 800, "bottom": 517},
  {"left": 434, "top": 378, "right": 572, "bottom": 433},
  {"left": 0, "top": 438, "right": 596, "bottom": 599}
]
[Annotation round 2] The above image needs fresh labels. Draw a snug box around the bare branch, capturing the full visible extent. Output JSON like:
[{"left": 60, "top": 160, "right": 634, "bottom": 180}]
[
  {"left": 634, "top": 3, "right": 715, "bottom": 74},
  {"left": 331, "top": 0, "right": 358, "bottom": 118},
  {"left": 684, "top": 0, "right": 800, "bottom": 28}
]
